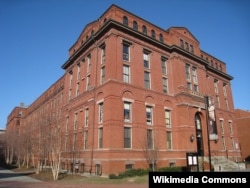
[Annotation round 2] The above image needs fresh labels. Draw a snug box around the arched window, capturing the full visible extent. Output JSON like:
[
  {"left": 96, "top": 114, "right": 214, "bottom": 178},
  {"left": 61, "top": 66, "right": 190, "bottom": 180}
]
[
  {"left": 142, "top": 25, "right": 147, "bottom": 35},
  {"left": 133, "top": 21, "right": 138, "bottom": 30},
  {"left": 195, "top": 113, "right": 204, "bottom": 156},
  {"left": 159, "top": 34, "right": 164, "bottom": 42},
  {"left": 151, "top": 30, "right": 155, "bottom": 39},
  {"left": 123, "top": 16, "right": 128, "bottom": 26},
  {"left": 220, "top": 64, "right": 222, "bottom": 71},
  {"left": 195, "top": 113, "right": 201, "bottom": 130}
]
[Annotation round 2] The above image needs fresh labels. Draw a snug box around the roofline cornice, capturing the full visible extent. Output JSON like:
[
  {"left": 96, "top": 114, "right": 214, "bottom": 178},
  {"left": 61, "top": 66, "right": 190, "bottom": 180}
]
[{"left": 61, "top": 20, "right": 233, "bottom": 81}]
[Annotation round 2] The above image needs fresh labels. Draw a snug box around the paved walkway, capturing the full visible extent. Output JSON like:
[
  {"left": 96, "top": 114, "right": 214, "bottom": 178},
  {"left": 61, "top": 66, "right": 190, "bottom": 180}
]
[{"left": 0, "top": 167, "right": 42, "bottom": 183}]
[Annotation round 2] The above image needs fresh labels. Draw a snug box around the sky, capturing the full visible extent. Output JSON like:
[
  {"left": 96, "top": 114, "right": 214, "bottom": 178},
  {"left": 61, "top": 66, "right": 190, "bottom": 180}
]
[{"left": 0, "top": 0, "right": 249, "bottom": 129}]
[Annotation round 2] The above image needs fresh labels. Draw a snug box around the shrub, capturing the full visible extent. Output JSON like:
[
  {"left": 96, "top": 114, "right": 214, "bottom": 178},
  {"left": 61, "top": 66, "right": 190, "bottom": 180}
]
[
  {"left": 109, "top": 168, "right": 149, "bottom": 179},
  {"left": 109, "top": 173, "right": 121, "bottom": 179}
]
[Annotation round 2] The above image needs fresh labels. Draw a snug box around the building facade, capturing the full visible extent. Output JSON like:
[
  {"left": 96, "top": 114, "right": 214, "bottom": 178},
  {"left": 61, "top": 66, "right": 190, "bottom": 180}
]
[
  {"left": 6, "top": 4, "right": 241, "bottom": 175},
  {"left": 235, "top": 109, "right": 250, "bottom": 162}
]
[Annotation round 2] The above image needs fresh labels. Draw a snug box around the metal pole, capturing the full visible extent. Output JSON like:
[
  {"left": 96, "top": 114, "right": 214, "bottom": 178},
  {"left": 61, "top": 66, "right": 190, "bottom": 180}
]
[{"left": 205, "top": 96, "right": 212, "bottom": 171}]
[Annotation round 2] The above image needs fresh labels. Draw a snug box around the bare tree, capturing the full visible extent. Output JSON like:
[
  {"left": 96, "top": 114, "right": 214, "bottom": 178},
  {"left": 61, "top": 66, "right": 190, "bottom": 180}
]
[
  {"left": 4, "top": 128, "right": 15, "bottom": 165},
  {"left": 22, "top": 121, "right": 33, "bottom": 168},
  {"left": 49, "top": 125, "right": 62, "bottom": 180},
  {"left": 140, "top": 130, "right": 161, "bottom": 172}
]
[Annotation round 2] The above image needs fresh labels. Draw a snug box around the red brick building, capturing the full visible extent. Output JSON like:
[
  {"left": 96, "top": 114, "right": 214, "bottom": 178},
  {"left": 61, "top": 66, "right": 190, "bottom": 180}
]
[
  {"left": 6, "top": 4, "right": 242, "bottom": 175},
  {"left": 235, "top": 109, "right": 250, "bottom": 161}
]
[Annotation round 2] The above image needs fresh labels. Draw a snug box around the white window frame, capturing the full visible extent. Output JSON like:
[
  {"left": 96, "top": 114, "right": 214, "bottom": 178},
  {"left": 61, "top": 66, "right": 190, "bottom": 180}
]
[
  {"left": 98, "top": 102, "right": 104, "bottom": 123},
  {"left": 165, "top": 109, "right": 171, "bottom": 128},
  {"left": 146, "top": 105, "right": 153, "bottom": 125}
]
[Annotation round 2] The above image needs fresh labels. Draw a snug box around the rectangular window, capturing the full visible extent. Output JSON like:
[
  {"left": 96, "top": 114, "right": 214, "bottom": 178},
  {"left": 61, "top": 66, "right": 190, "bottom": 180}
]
[
  {"left": 73, "top": 133, "right": 76, "bottom": 151},
  {"left": 220, "top": 119, "right": 224, "bottom": 134},
  {"left": 87, "top": 54, "right": 91, "bottom": 73},
  {"left": 100, "top": 66, "right": 105, "bottom": 84},
  {"left": 225, "top": 98, "right": 229, "bottom": 110},
  {"left": 185, "top": 42, "right": 189, "bottom": 51},
  {"left": 65, "top": 117, "right": 69, "bottom": 132},
  {"left": 124, "top": 127, "right": 131, "bottom": 148},
  {"left": 229, "top": 121, "right": 233, "bottom": 134},
  {"left": 216, "top": 95, "right": 220, "bottom": 108},
  {"left": 180, "top": 39, "right": 184, "bottom": 48},
  {"left": 69, "top": 72, "right": 73, "bottom": 87},
  {"left": 86, "top": 75, "right": 90, "bottom": 90},
  {"left": 125, "top": 164, "right": 133, "bottom": 171},
  {"left": 143, "top": 52, "right": 150, "bottom": 68},
  {"left": 98, "top": 128, "right": 103, "bottom": 148},
  {"left": 101, "top": 45, "right": 106, "bottom": 64},
  {"left": 146, "top": 106, "right": 153, "bottom": 125},
  {"left": 192, "top": 67, "right": 198, "bottom": 84},
  {"left": 186, "top": 64, "right": 199, "bottom": 91},
  {"left": 64, "top": 135, "right": 68, "bottom": 151},
  {"left": 123, "top": 43, "right": 130, "bottom": 61},
  {"left": 85, "top": 108, "right": 89, "bottom": 127},
  {"left": 147, "top": 129, "right": 153, "bottom": 149},
  {"left": 166, "top": 131, "right": 172, "bottom": 150},
  {"left": 185, "top": 64, "right": 191, "bottom": 80},
  {"left": 187, "top": 82, "right": 192, "bottom": 90},
  {"left": 84, "top": 131, "right": 88, "bottom": 149},
  {"left": 68, "top": 89, "right": 72, "bottom": 100},
  {"left": 77, "top": 64, "right": 81, "bottom": 80},
  {"left": 214, "top": 79, "right": 219, "bottom": 93},
  {"left": 231, "top": 137, "right": 235, "bottom": 150},
  {"left": 190, "top": 45, "right": 194, "bottom": 53},
  {"left": 124, "top": 101, "right": 131, "bottom": 122},
  {"left": 99, "top": 102, "right": 103, "bottom": 123},
  {"left": 123, "top": 65, "right": 130, "bottom": 83},
  {"left": 76, "top": 83, "right": 79, "bottom": 96},
  {"left": 222, "top": 136, "right": 226, "bottom": 150},
  {"left": 194, "top": 84, "right": 199, "bottom": 92},
  {"left": 144, "top": 71, "right": 150, "bottom": 89},
  {"left": 74, "top": 113, "right": 78, "bottom": 130},
  {"left": 223, "top": 83, "right": 227, "bottom": 97},
  {"left": 193, "top": 84, "right": 198, "bottom": 92},
  {"left": 161, "top": 58, "right": 167, "bottom": 75},
  {"left": 165, "top": 110, "right": 171, "bottom": 128},
  {"left": 162, "top": 77, "right": 168, "bottom": 93}
]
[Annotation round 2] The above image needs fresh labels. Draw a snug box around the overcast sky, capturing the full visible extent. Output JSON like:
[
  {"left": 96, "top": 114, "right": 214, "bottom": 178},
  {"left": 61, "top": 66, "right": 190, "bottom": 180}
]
[{"left": 0, "top": 0, "right": 249, "bottom": 129}]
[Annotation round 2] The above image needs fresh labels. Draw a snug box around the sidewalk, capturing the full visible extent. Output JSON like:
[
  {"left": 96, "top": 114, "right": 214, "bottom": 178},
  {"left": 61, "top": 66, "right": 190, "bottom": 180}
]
[{"left": 0, "top": 166, "right": 42, "bottom": 183}]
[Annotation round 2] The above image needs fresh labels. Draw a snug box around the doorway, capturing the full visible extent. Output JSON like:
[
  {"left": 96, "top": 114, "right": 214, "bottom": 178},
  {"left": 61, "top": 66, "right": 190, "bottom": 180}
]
[{"left": 195, "top": 113, "right": 204, "bottom": 156}]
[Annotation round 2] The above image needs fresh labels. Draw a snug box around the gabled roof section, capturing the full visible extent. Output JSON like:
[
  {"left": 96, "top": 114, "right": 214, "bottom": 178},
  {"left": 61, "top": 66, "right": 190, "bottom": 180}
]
[
  {"left": 167, "top": 27, "right": 199, "bottom": 43},
  {"left": 77, "top": 21, "right": 97, "bottom": 41},
  {"left": 71, "top": 4, "right": 118, "bottom": 49},
  {"left": 69, "top": 20, "right": 98, "bottom": 51}
]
